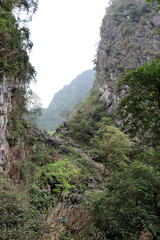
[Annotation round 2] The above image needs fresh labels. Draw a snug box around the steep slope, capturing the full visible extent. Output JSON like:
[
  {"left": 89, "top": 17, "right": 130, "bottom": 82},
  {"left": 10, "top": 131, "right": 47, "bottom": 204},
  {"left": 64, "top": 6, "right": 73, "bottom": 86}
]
[
  {"left": 96, "top": 0, "right": 160, "bottom": 121},
  {"left": 37, "top": 69, "right": 95, "bottom": 131},
  {"left": 0, "top": 1, "right": 38, "bottom": 174}
]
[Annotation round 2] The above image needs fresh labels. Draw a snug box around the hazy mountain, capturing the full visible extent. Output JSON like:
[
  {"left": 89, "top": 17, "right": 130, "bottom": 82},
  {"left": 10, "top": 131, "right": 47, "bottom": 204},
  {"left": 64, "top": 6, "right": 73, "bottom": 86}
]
[{"left": 37, "top": 69, "right": 95, "bottom": 131}]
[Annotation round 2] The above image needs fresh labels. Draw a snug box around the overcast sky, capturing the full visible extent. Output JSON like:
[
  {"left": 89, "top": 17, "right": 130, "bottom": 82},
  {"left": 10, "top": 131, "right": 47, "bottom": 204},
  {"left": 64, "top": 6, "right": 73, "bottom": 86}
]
[{"left": 29, "top": 0, "right": 109, "bottom": 108}]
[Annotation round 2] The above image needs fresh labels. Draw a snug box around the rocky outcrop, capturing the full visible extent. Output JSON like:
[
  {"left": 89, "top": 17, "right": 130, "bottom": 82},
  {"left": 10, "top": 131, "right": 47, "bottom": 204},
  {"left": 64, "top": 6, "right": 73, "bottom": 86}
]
[
  {"left": 96, "top": 0, "right": 160, "bottom": 121},
  {"left": 0, "top": 77, "right": 20, "bottom": 173},
  {"left": 33, "top": 129, "right": 108, "bottom": 179}
]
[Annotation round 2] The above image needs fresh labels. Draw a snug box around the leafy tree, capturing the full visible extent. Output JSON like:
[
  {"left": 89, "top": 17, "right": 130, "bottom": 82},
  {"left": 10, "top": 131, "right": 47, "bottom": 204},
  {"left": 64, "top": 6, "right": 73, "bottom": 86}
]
[
  {"left": 136, "top": 146, "right": 160, "bottom": 170},
  {"left": 93, "top": 162, "right": 160, "bottom": 240},
  {"left": 91, "top": 121, "right": 131, "bottom": 172},
  {"left": 37, "top": 159, "right": 79, "bottom": 195},
  {"left": 118, "top": 58, "right": 160, "bottom": 145}
]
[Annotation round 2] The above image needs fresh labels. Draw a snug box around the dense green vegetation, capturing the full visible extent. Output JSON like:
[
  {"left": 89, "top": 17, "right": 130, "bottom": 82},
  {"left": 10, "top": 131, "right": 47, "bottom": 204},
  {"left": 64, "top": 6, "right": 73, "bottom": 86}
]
[
  {"left": 91, "top": 124, "right": 131, "bottom": 172},
  {"left": 0, "top": 176, "right": 45, "bottom": 240},
  {"left": 90, "top": 72, "right": 160, "bottom": 237},
  {"left": 93, "top": 161, "right": 160, "bottom": 240},
  {"left": 68, "top": 85, "right": 112, "bottom": 145},
  {"left": 1, "top": 124, "right": 105, "bottom": 239},
  {"left": 64, "top": 0, "right": 160, "bottom": 238},
  {"left": 37, "top": 159, "right": 79, "bottom": 195},
  {"left": 118, "top": 58, "right": 160, "bottom": 145},
  {"left": 1, "top": 0, "right": 160, "bottom": 239},
  {"left": 0, "top": 0, "right": 37, "bottom": 82},
  {"left": 91, "top": 6, "right": 160, "bottom": 238},
  {"left": 0, "top": 1, "right": 45, "bottom": 239}
]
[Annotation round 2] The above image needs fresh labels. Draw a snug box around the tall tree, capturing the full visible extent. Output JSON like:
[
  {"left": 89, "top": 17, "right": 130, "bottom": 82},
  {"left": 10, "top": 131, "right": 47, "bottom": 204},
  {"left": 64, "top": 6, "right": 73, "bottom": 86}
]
[{"left": 91, "top": 121, "right": 131, "bottom": 172}]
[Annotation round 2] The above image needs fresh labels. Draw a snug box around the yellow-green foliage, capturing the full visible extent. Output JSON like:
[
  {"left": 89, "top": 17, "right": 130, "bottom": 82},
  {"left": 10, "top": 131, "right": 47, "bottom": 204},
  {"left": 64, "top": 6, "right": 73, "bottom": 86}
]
[
  {"left": 37, "top": 159, "right": 79, "bottom": 195},
  {"left": 91, "top": 120, "right": 132, "bottom": 171}
]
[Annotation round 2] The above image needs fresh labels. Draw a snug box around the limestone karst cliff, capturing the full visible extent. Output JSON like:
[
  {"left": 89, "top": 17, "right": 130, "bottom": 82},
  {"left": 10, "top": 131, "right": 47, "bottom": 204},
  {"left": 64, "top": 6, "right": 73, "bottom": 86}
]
[
  {"left": 96, "top": 0, "right": 160, "bottom": 119},
  {"left": 0, "top": 77, "right": 19, "bottom": 172},
  {"left": 0, "top": 1, "right": 38, "bottom": 174},
  {"left": 1, "top": 0, "right": 160, "bottom": 239}
]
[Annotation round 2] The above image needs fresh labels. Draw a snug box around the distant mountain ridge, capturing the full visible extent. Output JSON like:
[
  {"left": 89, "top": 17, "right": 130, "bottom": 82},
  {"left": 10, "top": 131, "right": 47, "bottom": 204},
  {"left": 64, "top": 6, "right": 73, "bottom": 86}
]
[{"left": 37, "top": 69, "right": 95, "bottom": 131}]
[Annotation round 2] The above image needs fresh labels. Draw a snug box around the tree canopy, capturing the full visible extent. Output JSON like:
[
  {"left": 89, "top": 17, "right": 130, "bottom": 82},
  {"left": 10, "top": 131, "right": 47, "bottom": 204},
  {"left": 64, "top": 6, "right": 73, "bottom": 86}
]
[
  {"left": 118, "top": 58, "right": 160, "bottom": 145},
  {"left": 91, "top": 120, "right": 131, "bottom": 172},
  {"left": 37, "top": 159, "right": 79, "bottom": 195},
  {"left": 93, "top": 162, "right": 160, "bottom": 240}
]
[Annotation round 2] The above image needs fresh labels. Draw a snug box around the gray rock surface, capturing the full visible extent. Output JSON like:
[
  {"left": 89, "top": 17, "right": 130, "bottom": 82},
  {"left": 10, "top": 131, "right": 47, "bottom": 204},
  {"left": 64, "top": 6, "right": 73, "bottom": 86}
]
[
  {"left": 0, "top": 77, "right": 20, "bottom": 172},
  {"left": 96, "top": 0, "right": 160, "bottom": 123}
]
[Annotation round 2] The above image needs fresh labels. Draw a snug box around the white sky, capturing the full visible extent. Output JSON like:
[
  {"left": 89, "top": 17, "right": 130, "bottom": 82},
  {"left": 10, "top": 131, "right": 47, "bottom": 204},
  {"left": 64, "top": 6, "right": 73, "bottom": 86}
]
[{"left": 29, "top": 0, "right": 109, "bottom": 108}]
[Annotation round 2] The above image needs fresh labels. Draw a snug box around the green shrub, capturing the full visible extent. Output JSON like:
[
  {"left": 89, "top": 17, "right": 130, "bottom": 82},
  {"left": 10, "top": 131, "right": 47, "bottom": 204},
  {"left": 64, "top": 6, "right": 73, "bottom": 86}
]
[
  {"left": 29, "top": 184, "right": 54, "bottom": 212},
  {"left": 20, "top": 159, "right": 38, "bottom": 184},
  {"left": 31, "top": 144, "right": 54, "bottom": 166},
  {"left": 0, "top": 177, "right": 44, "bottom": 240}
]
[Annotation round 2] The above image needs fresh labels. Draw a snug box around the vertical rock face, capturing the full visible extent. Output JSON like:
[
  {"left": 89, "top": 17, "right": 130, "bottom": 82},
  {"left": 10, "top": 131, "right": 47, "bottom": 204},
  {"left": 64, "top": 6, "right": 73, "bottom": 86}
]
[
  {"left": 0, "top": 77, "right": 19, "bottom": 173},
  {"left": 97, "top": 0, "right": 160, "bottom": 118}
]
